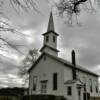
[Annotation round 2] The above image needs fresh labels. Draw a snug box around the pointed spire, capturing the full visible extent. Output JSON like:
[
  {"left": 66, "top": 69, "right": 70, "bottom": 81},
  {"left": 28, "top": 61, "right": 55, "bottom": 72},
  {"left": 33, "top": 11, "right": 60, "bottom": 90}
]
[{"left": 47, "top": 11, "right": 55, "bottom": 31}]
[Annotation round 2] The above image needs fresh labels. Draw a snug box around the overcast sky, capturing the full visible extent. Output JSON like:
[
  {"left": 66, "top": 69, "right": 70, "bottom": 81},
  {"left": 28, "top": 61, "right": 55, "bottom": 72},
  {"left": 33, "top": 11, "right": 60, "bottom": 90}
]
[{"left": 0, "top": 0, "right": 100, "bottom": 88}]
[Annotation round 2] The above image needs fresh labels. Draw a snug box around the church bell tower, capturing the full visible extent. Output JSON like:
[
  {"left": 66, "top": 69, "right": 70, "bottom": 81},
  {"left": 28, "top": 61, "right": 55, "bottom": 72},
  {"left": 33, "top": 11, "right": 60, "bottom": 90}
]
[{"left": 40, "top": 12, "right": 59, "bottom": 56}]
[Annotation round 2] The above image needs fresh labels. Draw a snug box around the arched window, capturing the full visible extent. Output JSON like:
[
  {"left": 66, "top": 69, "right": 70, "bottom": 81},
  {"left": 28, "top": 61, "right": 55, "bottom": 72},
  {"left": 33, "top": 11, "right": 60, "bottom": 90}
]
[
  {"left": 82, "top": 77, "right": 86, "bottom": 91},
  {"left": 33, "top": 76, "right": 37, "bottom": 91},
  {"left": 89, "top": 79, "right": 93, "bottom": 92},
  {"left": 95, "top": 80, "right": 98, "bottom": 93},
  {"left": 83, "top": 77, "right": 86, "bottom": 84}
]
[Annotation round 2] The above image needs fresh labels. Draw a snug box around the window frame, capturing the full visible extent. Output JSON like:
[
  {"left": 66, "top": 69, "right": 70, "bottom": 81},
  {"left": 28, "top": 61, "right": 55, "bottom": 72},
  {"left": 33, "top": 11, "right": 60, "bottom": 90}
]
[
  {"left": 67, "top": 86, "right": 72, "bottom": 96},
  {"left": 33, "top": 76, "right": 37, "bottom": 91},
  {"left": 95, "top": 80, "right": 98, "bottom": 93},
  {"left": 46, "top": 36, "right": 49, "bottom": 42},
  {"left": 53, "top": 36, "right": 56, "bottom": 43},
  {"left": 40, "top": 80, "right": 48, "bottom": 94},
  {"left": 82, "top": 77, "right": 87, "bottom": 91},
  {"left": 89, "top": 79, "right": 93, "bottom": 92},
  {"left": 53, "top": 72, "right": 57, "bottom": 90}
]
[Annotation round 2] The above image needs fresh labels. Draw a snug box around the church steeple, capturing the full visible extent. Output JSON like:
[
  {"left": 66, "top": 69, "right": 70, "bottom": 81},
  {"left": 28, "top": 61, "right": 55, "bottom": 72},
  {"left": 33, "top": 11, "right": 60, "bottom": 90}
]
[
  {"left": 47, "top": 11, "right": 55, "bottom": 31},
  {"left": 40, "top": 12, "right": 59, "bottom": 56}
]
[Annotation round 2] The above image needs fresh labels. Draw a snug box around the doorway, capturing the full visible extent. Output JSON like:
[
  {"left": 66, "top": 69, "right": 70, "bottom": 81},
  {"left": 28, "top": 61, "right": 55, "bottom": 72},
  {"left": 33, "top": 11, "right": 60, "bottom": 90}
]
[{"left": 40, "top": 81, "right": 47, "bottom": 94}]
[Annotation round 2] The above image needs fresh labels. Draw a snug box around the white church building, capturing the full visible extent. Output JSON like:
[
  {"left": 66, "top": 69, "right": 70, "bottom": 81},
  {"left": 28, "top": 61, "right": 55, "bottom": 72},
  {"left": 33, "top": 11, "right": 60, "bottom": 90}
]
[{"left": 28, "top": 12, "right": 100, "bottom": 100}]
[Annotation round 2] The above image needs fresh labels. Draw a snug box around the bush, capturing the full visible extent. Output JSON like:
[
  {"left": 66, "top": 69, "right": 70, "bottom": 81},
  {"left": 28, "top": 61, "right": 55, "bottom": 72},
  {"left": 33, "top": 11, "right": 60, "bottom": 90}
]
[{"left": 22, "top": 95, "right": 66, "bottom": 100}]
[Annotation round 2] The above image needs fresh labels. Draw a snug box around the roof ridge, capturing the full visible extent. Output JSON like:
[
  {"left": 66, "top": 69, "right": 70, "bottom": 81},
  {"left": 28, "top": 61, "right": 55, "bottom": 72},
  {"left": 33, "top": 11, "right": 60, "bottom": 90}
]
[{"left": 28, "top": 52, "right": 99, "bottom": 77}]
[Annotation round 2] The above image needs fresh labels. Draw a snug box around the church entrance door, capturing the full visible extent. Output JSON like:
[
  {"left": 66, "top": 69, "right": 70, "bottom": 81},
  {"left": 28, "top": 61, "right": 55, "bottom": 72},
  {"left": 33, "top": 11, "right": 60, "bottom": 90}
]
[{"left": 40, "top": 81, "right": 47, "bottom": 94}]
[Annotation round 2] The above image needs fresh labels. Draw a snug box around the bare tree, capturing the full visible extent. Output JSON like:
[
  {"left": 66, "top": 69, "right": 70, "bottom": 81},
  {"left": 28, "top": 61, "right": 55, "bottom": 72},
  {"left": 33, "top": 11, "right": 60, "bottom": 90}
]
[
  {"left": 0, "top": 0, "right": 99, "bottom": 50},
  {"left": 18, "top": 49, "right": 39, "bottom": 87},
  {"left": 0, "top": 0, "right": 40, "bottom": 60},
  {"left": 0, "top": 0, "right": 40, "bottom": 87},
  {"left": 54, "top": 0, "right": 99, "bottom": 25},
  {"left": 9, "top": 0, "right": 41, "bottom": 14},
  {"left": 0, "top": 0, "right": 100, "bottom": 87}
]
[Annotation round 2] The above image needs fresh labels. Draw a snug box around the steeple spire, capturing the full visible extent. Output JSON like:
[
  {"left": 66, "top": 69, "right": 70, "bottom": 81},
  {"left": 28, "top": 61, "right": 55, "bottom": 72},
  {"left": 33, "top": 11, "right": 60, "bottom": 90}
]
[
  {"left": 47, "top": 11, "right": 55, "bottom": 31},
  {"left": 40, "top": 11, "right": 59, "bottom": 56}
]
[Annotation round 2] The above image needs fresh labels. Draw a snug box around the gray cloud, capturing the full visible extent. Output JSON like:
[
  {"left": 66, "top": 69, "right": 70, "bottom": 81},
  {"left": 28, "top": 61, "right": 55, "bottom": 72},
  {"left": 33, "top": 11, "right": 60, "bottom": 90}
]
[
  {"left": 0, "top": 0, "right": 100, "bottom": 87},
  {"left": 55, "top": 14, "right": 100, "bottom": 70}
]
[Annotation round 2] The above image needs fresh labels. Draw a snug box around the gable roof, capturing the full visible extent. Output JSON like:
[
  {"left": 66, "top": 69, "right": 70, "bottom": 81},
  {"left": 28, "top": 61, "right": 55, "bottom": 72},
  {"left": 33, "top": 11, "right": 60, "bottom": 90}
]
[
  {"left": 42, "top": 31, "right": 59, "bottom": 36},
  {"left": 28, "top": 52, "right": 99, "bottom": 77},
  {"left": 40, "top": 45, "right": 59, "bottom": 52}
]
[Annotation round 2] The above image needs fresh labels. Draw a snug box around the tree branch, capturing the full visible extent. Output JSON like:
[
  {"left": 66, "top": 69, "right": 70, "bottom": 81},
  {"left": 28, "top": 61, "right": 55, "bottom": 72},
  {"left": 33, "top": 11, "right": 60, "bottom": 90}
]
[{"left": 0, "top": 37, "right": 24, "bottom": 55}]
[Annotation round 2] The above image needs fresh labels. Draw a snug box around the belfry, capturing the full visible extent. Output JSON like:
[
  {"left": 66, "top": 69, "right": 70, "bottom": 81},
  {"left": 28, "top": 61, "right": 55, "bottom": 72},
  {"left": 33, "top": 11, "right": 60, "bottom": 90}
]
[{"left": 40, "top": 12, "right": 59, "bottom": 56}]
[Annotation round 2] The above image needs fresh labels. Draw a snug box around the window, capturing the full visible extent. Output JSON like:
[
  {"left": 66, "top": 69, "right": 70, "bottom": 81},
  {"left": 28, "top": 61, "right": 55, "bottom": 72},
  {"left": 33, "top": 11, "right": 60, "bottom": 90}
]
[
  {"left": 53, "top": 36, "right": 56, "bottom": 42},
  {"left": 89, "top": 79, "right": 93, "bottom": 92},
  {"left": 67, "top": 86, "right": 72, "bottom": 96},
  {"left": 33, "top": 76, "right": 37, "bottom": 91},
  {"left": 90, "top": 85, "right": 92, "bottom": 92},
  {"left": 84, "top": 84, "right": 86, "bottom": 92},
  {"left": 83, "top": 77, "right": 86, "bottom": 91},
  {"left": 53, "top": 73, "right": 57, "bottom": 90},
  {"left": 83, "top": 77, "right": 86, "bottom": 84},
  {"left": 95, "top": 81, "right": 98, "bottom": 93},
  {"left": 41, "top": 80, "right": 47, "bottom": 93},
  {"left": 96, "top": 86, "right": 98, "bottom": 93},
  {"left": 46, "top": 36, "right": 49, "bottom": 42}
]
